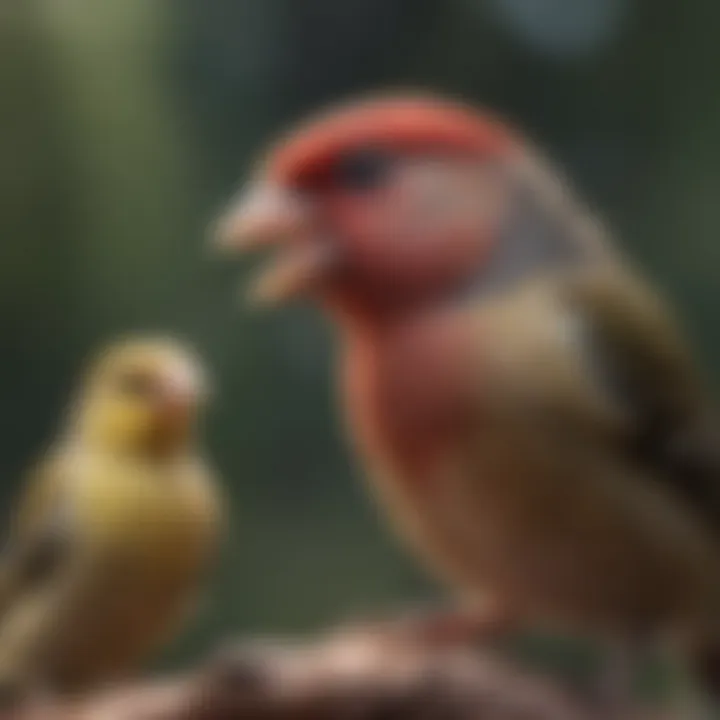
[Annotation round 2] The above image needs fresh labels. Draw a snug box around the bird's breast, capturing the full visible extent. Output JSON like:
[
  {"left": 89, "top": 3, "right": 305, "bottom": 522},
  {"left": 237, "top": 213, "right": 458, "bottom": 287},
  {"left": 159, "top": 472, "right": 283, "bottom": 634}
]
[
  {"left": 73, "top": 456, "right": 217, "bottom": 579},
  {"left": 45, "top": 455, "right": 219, "bottom": 685},
  {"left": 342, "top": 312, "right": 490, "bottom": 588},
  {"left": 343, "top": 311, "right": 476, "bottom": 484}
]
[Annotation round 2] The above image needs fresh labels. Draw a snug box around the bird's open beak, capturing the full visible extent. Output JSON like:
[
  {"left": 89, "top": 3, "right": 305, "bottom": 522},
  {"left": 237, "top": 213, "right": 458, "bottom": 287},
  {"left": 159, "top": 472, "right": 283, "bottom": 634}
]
[{"left": 212, "top": 183, "right": 338, "bottom": 305}]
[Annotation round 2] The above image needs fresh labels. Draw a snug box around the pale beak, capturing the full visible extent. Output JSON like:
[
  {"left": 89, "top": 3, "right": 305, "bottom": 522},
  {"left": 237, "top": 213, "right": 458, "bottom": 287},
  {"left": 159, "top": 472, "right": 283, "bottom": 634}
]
[
  {"left": 158, "top": 362, "right": 202, "bottom": 418},
  {"left": 212, "top": 182, "right": 338, "bottom": 305},
  {"left": 213, "top": 183, "right": 308, "bottom": 252}
]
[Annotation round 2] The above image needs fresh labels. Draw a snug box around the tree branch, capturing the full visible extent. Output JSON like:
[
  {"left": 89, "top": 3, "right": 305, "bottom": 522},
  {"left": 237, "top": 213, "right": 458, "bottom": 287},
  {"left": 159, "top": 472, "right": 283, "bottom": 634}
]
[{"left": 4, "top": 611, "right": 683, "bottom": 720}]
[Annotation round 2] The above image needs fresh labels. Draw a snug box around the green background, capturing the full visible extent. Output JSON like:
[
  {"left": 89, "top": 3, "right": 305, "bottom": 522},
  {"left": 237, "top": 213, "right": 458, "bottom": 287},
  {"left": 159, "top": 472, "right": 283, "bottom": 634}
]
[{"left": 1, "top": 0, "right": 719, "bottom": 672}]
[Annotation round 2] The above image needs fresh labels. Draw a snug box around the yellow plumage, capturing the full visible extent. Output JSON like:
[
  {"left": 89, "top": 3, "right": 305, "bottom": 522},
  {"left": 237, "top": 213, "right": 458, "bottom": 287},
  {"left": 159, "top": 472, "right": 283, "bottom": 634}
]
[{"left": 0, "top": 337, "right": 222, "bottom": 696}]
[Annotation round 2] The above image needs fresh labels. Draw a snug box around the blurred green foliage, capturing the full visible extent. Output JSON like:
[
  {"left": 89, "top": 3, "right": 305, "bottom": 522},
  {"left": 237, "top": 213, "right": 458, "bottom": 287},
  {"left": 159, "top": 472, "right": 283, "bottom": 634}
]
[{"left": 1, "top": 0, "right": 719, "bottom": 673}]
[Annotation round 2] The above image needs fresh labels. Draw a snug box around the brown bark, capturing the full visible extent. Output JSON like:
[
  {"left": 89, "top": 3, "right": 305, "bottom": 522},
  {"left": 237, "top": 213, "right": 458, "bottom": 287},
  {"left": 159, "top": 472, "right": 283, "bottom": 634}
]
[{"left": 3, "top": 612, "right": 684, "bottom": 720}]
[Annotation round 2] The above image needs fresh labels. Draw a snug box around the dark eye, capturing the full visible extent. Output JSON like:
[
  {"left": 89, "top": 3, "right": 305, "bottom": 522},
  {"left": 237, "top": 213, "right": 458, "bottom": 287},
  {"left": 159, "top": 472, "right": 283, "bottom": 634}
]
[
  {"left": 334, "top": 148, "right": 392, "bottom": 191},
  {"left": 116, "top": 371, "right": 157, "bottom": 398}
]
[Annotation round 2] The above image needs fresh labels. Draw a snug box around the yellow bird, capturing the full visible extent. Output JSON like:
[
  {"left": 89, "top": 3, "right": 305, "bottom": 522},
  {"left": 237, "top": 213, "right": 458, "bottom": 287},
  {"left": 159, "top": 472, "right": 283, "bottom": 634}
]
[{"left": 0, "top": 337, "right": 223, "bottom": 698}]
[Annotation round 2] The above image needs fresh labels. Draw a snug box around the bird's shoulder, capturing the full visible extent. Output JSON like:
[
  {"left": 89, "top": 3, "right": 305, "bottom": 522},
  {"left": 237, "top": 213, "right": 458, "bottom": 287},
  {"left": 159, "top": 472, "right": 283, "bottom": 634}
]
[
  {"left": 463, "top": 263, "right": 702, "bottom": 416},
  {"left": 464, "top": 263, "right": 720, "bottom": 532}
]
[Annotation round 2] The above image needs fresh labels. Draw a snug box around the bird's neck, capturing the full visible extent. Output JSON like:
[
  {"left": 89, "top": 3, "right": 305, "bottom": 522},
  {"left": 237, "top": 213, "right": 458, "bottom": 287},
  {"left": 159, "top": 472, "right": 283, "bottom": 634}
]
[
  {"left": 339, "top": 304, "right": 473, "bottom": 483},
  {"left": 323, "top": 283, "right": 454, "bottom": 339}
]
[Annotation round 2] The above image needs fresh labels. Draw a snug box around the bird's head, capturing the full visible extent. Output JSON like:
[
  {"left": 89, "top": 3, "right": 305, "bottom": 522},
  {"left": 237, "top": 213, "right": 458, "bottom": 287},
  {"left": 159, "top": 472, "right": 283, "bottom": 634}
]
[
  {"left": 215, "top": 93, "right": 529, "bottom": 325},
  {"left": 72, "top": 337, "right": 209, "bottom": 457}
]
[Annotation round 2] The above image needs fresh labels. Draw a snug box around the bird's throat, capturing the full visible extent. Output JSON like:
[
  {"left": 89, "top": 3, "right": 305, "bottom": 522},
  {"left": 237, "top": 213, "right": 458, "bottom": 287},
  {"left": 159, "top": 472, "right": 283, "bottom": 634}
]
[{"left": 342, "top": 307, "right": 474, "bottom": 486}]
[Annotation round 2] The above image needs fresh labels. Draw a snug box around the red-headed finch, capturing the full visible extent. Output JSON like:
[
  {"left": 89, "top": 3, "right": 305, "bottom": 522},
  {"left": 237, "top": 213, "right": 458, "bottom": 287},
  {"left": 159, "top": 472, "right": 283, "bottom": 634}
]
[{"left": 215, "top": 93, "right": 720, "bottom": 698}]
